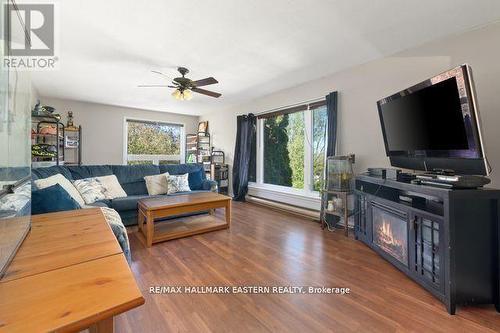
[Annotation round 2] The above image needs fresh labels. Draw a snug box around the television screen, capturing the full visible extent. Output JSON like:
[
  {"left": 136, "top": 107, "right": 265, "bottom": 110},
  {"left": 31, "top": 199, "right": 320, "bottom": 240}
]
[
  {"left": 376, "top": 65, "right": 487, "bottom": 175},
  {"left": 379, "top": 77, "right": 468, "bottom": 152}
]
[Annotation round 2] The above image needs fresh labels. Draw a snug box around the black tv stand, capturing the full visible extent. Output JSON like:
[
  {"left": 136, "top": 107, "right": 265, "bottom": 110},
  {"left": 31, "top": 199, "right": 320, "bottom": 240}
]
[{"left": 355, "top": 174, "right": 500, "bottom": 314}]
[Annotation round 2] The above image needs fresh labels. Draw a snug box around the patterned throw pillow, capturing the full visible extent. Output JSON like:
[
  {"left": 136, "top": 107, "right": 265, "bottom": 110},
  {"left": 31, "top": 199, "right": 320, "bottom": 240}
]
[
  {"left": 167, "top": 173, "right": 191, "bottom": 194},
  {"left": 144, "top": 172, "right": 169, "bottom": 195},
  {"left": 73, "top": 178, "right": 107, "bottom": 204}
]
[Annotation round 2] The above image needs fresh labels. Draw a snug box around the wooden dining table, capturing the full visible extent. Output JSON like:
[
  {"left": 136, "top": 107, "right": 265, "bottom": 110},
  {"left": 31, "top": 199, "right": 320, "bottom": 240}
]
[{"left": 0, "top": 208, "right": 145, "bottom": 333}]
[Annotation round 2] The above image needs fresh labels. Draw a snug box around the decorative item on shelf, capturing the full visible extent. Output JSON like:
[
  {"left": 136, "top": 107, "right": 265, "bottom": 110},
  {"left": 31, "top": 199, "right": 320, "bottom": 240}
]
[
  {"left": 198, "top": 121, "right": 208, "bottom": 134},
  {"left": 327, "top": 200, "right": 334, "bottom": 212},
  {"left": 326, "top": 154, "right": 355, "bottom": 191},
  {"left": 32, "top": 144, "right": 57, "bottom": 158},
  {"left": 41, "top": 105, "right": 55, "bottom": 114},
  {"left": 64, "top": 137, "right": 79, "bottom": 148},
  {"left": 39, "top": 125, "right": 58, "bottom": 136},
  {"left": 37, "top": 105, "right": 61, "bottom": 120},
  {"left": 333, "top": 197, "right": 343, "bottom": 211},
  {"left": 211, "top": 149, "right": 225, "bottom": 164},
  {"left": 66, "top": 111, "right": 79, "bottom": 131},
  {"left": 32, "top": 100, "right": 42, "bottom": 116}
]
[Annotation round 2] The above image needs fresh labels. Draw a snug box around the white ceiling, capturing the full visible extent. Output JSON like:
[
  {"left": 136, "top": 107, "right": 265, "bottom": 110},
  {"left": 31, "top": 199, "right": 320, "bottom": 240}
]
[{"left": 31, "top": 0, "right": 500, "bottom": 116}]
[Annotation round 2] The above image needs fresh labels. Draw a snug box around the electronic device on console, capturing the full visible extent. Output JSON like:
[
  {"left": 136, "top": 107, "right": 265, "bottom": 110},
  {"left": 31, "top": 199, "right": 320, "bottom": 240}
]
[
  {"left": 375, "top": 64, "right": 491, "bottom": 189},
  {"left": 415, "top": 172, "right": 491, "bottom": 188},
  {"left": 367, "top": 167, "right": 401, "bottom": 179}
]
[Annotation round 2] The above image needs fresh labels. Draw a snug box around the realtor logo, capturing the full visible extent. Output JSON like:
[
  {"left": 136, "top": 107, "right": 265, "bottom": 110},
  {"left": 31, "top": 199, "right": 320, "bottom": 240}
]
[{"left": 3, "top": 2, "right": 59, "bottom": 70}]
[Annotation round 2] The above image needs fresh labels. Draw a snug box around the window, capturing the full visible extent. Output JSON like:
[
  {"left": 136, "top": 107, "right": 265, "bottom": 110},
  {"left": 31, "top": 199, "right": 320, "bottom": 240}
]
[
  {"left": 125, "top": 119, "right": 184, "bottom": 165},
  {"left": 263, "top": 112, "right": 305, "bottom": 189},
  {"left": 253, "top": 100, "right": 327, "bottom": 194}
]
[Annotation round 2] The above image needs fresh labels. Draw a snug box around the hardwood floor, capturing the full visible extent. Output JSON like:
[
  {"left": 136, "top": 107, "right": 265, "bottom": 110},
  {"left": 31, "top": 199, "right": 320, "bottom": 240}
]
[{"left": 116, "top": 202, "right": 500, "bottom": 332}]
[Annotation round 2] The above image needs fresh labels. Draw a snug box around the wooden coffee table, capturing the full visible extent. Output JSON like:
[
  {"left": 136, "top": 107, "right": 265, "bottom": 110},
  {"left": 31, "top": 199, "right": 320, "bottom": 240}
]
[{"left": 137, "top": 192, "right": 232, "bottom": 247}]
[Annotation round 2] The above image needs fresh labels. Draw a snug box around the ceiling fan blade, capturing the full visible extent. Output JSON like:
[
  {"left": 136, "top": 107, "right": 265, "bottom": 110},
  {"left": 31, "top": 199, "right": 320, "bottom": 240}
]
[
  {"left": 151, "top": 70, "right": 174, "bottom": 81},
  {"left": 192, "top": 77, "right": 218, "bottom": 87},
  {"left": 137, "top": 84, "right": 172, "bottom": 87},
  {"left": 192, "top": 87, "right": 222, "bottom": 98}
]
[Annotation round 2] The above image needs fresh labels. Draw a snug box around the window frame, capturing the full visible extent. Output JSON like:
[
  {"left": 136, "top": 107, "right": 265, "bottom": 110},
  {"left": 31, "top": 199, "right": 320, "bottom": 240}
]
[
  {"left": 122, "top": 116, "right": 186, "bottom": 165},
  {"left": 252, "top": 99, "right": 327, "bottom": 197}
]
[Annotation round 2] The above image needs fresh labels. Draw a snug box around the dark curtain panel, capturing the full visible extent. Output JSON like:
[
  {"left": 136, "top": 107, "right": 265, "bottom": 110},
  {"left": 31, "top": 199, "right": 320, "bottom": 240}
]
[
  {"left": 325, "top": 92, "right": 339, "bottom": 226},
  {"left": 326, "top": 92, "right": 338, "bottom": 156},
  {"left": 232, "top": 114, "right": 256, "bottom": 201}
]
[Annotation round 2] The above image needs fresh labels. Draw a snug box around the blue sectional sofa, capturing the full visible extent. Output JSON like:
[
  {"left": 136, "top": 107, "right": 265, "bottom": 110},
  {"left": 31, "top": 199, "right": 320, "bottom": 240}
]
[{"left": 31, "top": 163, "right": 218, "bottom": 226}]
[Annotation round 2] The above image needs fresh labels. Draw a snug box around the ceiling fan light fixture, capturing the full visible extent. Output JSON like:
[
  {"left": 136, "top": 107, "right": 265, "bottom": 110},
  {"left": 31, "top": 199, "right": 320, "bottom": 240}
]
[
  {"left": 183, "top": 89, "right": 193, "bottom": 100},
  {"left": 171, "top": 89, "right": 182, "bottom": 100},
  {"left": 171, "top": 88, "right": 193, "bottom": 101},
  {"left": 140, "top": 67, "right": 220, "bottom": 101}
]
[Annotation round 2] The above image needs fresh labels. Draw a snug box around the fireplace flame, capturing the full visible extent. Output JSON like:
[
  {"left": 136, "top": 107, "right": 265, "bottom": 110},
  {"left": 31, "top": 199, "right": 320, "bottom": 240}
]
[
  {"left": 379, "top": 220, "right": 403, "bottom": 248},
  {"left": 374, "top": 213, "right": 408, "bottom": 265}
]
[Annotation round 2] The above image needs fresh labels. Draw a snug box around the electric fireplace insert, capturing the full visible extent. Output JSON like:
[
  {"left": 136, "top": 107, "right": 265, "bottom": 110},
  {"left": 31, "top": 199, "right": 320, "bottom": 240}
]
[{"left": 371, "top": 202, "right": 408, "bottom": 266}]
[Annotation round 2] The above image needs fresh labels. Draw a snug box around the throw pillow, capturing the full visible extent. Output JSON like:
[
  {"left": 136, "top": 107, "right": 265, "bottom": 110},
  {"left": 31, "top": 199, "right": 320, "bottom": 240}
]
[
  {"left": 73, "top": 178, "right": 108, "bottom": 204},
  {"left": 167, "top": 173, "right": 190, "bottom": 194},
  {"left": 188, "top": 170, "right": 204, "bottom": 190},
  {"left": 95, "top": 175, "right": 127, "bottom": 199},
  {"left": 144, "top": 172, "right": 169, "bottom": 195},
  {"left": 34, "top": 173, "right": 86, "bottom": 207},
  {"left": 32, "top": 184, "right": 81, "bottom": 215}
]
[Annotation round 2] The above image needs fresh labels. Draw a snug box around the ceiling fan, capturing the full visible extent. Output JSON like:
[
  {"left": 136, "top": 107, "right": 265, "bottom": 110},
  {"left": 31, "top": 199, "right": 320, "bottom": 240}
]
[{"left": 138, "top": 67, "right": 221, "bottom": 101}]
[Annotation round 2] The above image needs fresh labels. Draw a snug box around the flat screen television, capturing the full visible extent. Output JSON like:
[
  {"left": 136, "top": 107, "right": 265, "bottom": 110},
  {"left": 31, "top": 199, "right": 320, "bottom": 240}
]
[{"left": 377, "top": 64, "right": 488, "bottom": 175}]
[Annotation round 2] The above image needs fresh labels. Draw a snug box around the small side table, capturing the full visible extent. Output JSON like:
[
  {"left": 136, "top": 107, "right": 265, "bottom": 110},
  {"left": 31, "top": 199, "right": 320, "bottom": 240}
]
[{"left": 320, "top": 189, "right": 353, "bottom": 236}]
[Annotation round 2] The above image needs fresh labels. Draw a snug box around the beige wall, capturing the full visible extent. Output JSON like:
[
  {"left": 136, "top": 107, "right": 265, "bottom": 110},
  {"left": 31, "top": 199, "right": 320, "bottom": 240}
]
[
  {"left": 38, "top": 97, "right": 200, "bottom": 165},
  {"left": 202, "top": 22, "right": 500, "bottom": 189}
]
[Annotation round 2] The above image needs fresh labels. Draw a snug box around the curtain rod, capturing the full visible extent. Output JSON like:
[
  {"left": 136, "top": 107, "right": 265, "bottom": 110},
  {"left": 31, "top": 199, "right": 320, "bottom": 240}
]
[{"left": 254, "top": 96, "right": 326, "bottom": 116}]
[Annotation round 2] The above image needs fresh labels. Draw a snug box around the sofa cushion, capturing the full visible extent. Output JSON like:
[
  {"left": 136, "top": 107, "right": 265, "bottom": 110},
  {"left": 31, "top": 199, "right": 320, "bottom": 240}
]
[
  {"left": 85, "top": 200, "right": 110, "bottom": 208},
  {"left": 159, "top": 163, "right": 206, "bottom": 179},
  {"left": 32, "top": 166, "right": 73, "bottom": 180},
  {"left": 111, "top": 165, "right": 160, "bottom": 195},
  {"left": 66, "top": 165, "right": 113, "bottom": 180},
  {"left": 34, "top": 173, "right": 86, "bottom": 207},
  {"left": 188, "top": 170, "right": 204, "bottom": 190},
  {"left": 32, "top": 184, "right": 81, "bottom": 215},
  {"left": 111, "top": 194, "right": 162, "bottom": 211}
]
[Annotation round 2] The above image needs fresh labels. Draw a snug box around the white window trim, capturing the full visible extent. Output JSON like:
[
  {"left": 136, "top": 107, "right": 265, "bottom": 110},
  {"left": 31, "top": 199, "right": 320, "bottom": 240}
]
[{"left": 123, "top": 116, "right": 186, "bottom": 165}]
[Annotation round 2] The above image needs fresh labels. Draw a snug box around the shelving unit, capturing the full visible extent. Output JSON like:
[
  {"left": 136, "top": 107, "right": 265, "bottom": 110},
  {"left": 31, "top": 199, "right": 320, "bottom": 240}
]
[
  {"left": 185, "top": 134, "right": 198, "bottom": 164},
  {"left": 63, "top": 126, "right": 82, "bottom": 166},
  {"left": 31, "top": 115, "right": 65, "bottom": 167},
  {"left": 320, "top": 189, "right": 354, "bottom": 236},
  {"left": 185, "top": 132, "right": 212, "bottom": 179},
  {"left": 211, "top": 150, "right": 228, "bottom": 195}
]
